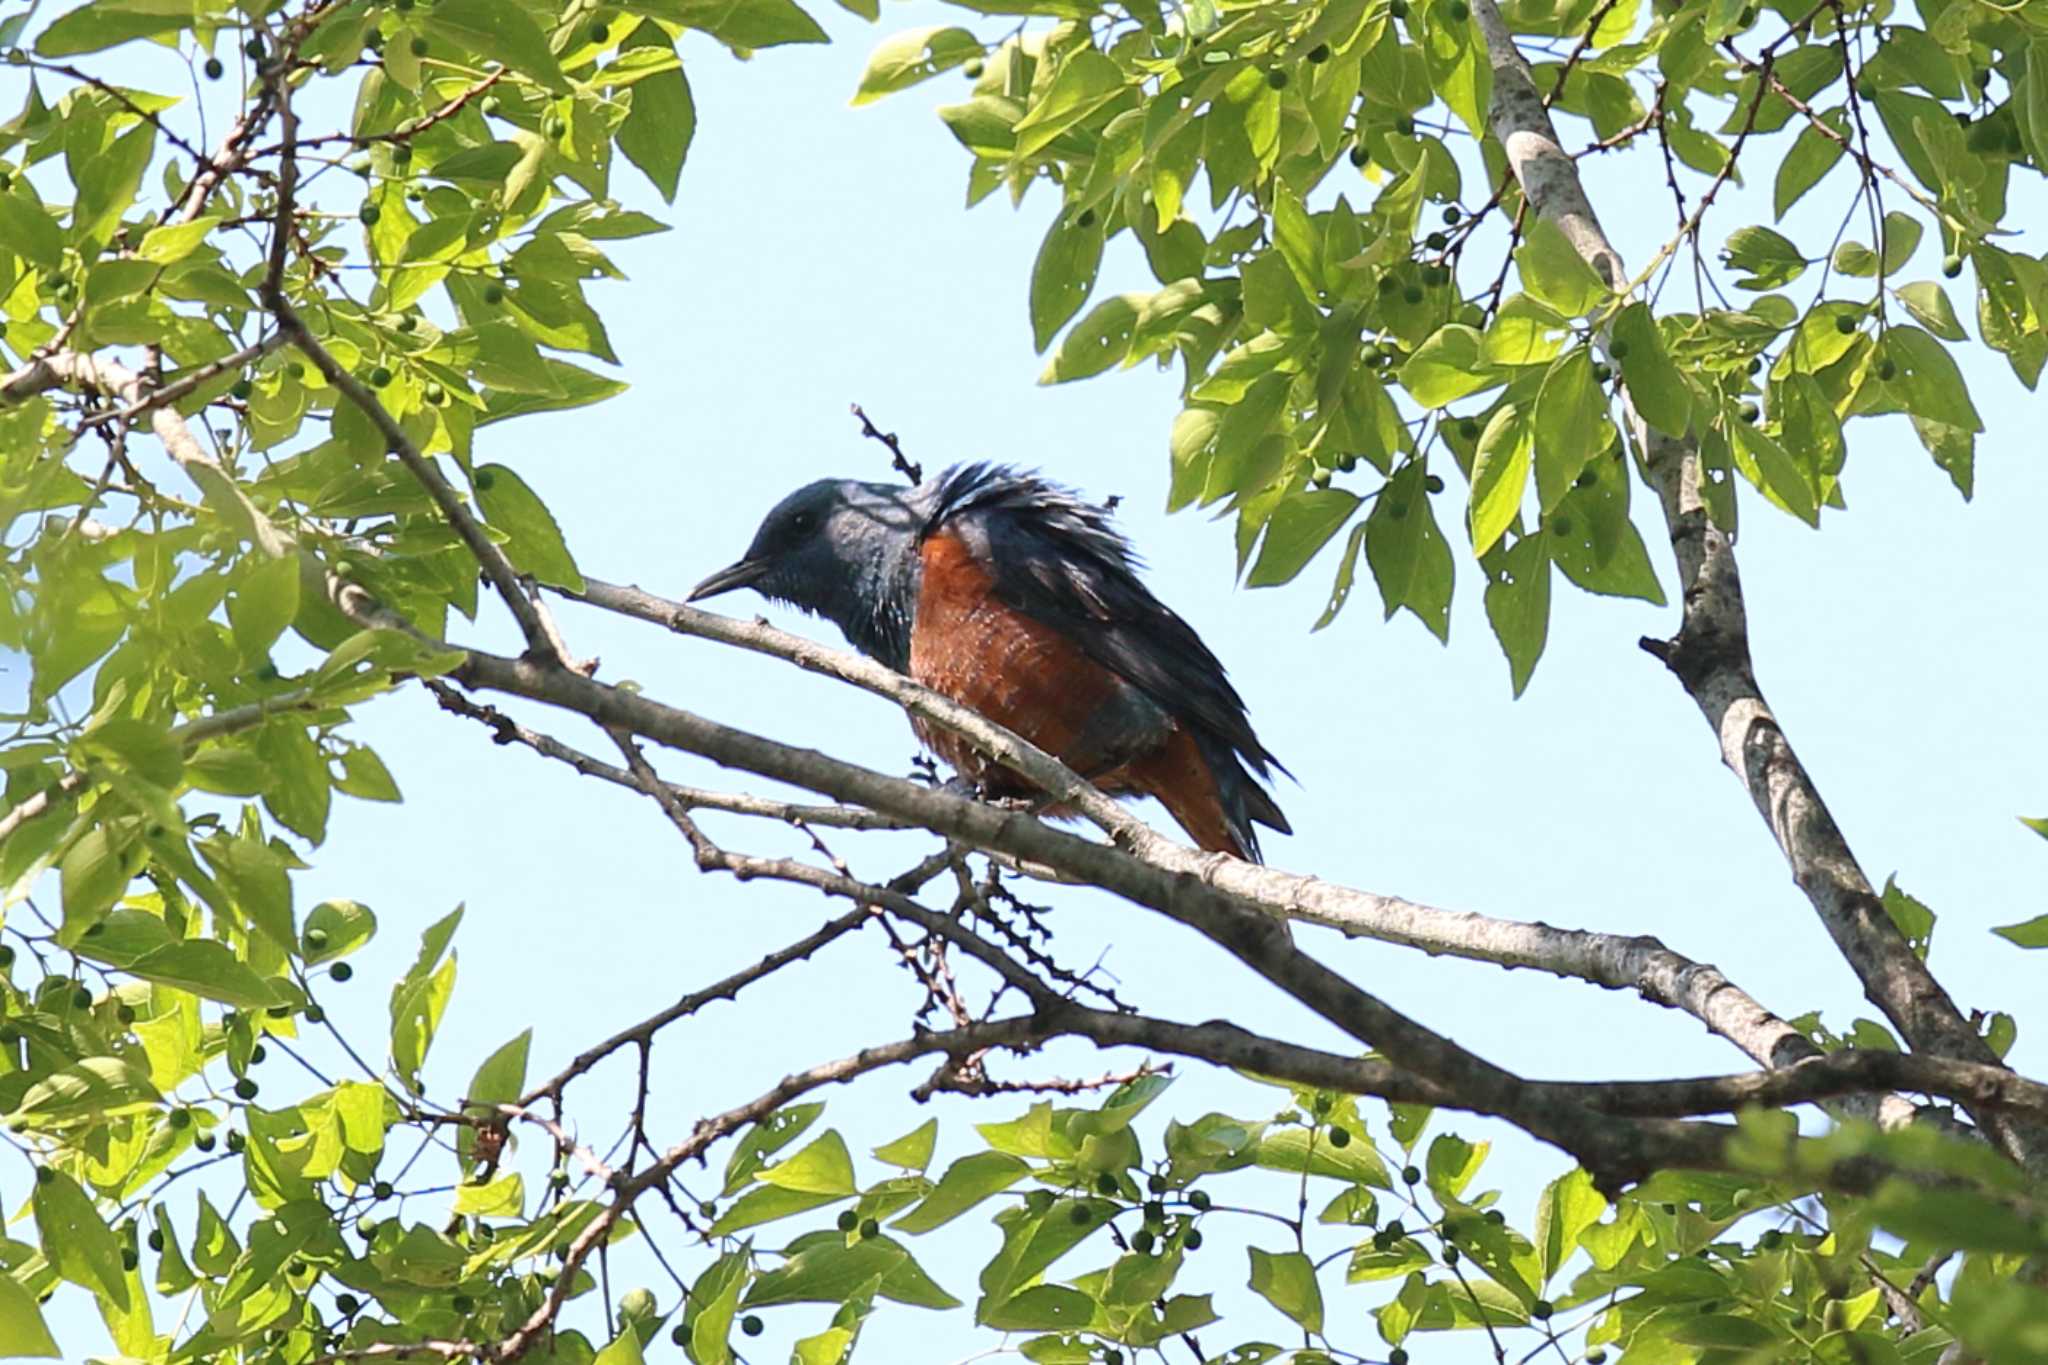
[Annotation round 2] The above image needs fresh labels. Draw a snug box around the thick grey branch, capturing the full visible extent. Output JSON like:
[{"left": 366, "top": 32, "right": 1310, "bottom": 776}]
[{"left": 1468, "top": 0, "right": 2032, "bottom": 1168}]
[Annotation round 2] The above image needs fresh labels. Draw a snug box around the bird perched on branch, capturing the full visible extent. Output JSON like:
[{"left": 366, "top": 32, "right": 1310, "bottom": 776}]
[{"left": 690, "top": 463, "right": 1290, "bottom": 861}]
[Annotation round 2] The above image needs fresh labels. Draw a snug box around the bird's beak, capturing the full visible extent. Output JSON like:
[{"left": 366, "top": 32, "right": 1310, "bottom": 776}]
[{"left": 687, "top": 558, "right": 767, "bottom": 603}]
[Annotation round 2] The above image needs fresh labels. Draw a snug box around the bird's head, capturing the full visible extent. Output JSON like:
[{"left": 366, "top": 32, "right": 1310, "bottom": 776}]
[{"left": 689, "top": 477, "right": 928, "bottom": 666}]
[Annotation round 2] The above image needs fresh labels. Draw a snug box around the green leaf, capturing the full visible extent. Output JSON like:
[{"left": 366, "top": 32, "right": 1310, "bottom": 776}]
[
  {"left": 709, "top": 1184, "right": 842, "bottom": 1235},
  {"left": 1894, "top": 280, "right": 1966, "bottom": 341},
  {"left": 1515, "top": 217, "right": 1610, "bottom": 317},
  {"left": 1879, "top": 326, "right": 1984, "bottom": 432},
  {"left": 747, "top": 1234, "right": 961, "bottom": 1309},
  {"left": 760, "top": 1130, "right": 857, "bottom": 1195},
  {"left": 0, "top": 188, "right": 66, "bottom": 269},
  {"left": 0, "top": 1268, "right": 61, "bottom": 1356},
  {"left": 228, "top": 552, "right": 302, "bottom": 665},
  {"left": 1029, "top": 211, "right": 1105, "bottom": 353},
  {"left": 1468, "top": 405, "right": 1530, "bottom": 558},
  {"left": 38, "top": 2, "right": 191, "bottom": 55},
  {"left": 303, "top": 899, "right": 377, "bottom": 964},
  {"left": 1364, "top": 463, "right": 1452, "bottom": 642},
  {"left": 1247, "top": 1248, "right": 1323, "bottom": 1333},
  {"left": 1993, "top": 913, "right": 2048, "bottom": 949},
  {"left": 647, "top": 0, "right": 828, "bottom": 49},
  {"left": 390, "top": 906, "right": 463, "bottom": 1094},
  {"left": 1534, "top": 1168, "right": 1605, "bottom": 1285},
  {"left": 73, "top": 118, "right": 156, "bottom": 250},
  {"left": 1012, "top": 51, "right": 1124, "bottom": 160},
  {"left": 1254, "top": 1127, "right": 1391, "bottom": 1187},
  {"left": 9, "top": 1056, "right": 160, "bottom": 1126},
  {"left": 616, "top": 58, "right": 695, "bottom": 204},
  {"left": 686, "top": 1248, "right": 748, "bottom": 1365},
  {"left": 424, "top": 0, "right": 570, "bottom": 92},
  {"left": 854, "top": 27, "right": 983, "bottom": 105},
  {"left": 724, "top": 1104, "right": 826, "bottom": 1193},
  {"left": 461, "top": 1027, "right": 531, "bottom": 1161},
  {"left": 1399, "top": 325, "right": 1498, "bottom": 407},
  {"left": 1728, "top": 406, "right": 1817, "bottom": 525},
  {"left": 1610, "top": 301, "right": 1692, "bottom": 436},
  {"left": 893, "top": 1151, "right": 1029, "bottom": 1233},
  {"left": 1532, "top": 349, "right": 1605, "bottom": 513},
  {"left": 873, "top": 1118, "right": 938, "bottom": 1172},
  {"left": 1722, "top": 226, "right": 1808, "bottom": 290},
  {"left": 1879, "top": 211, "right": 1923, "bottom": 274},
  {"left": 474, "top": 464, "right": 584, "bottom": 590},
  {"left": 59, "top": 825, "right": 134, "bottom": 941},
  {"left": 1879, "top": 875, "right": 1936, "bottom": 957},
  {"left": 1247, "top": 490, "right": 1359, "bottom": 588},
  {"left": 136, "top": 216, "right": 222, "bottom": 265},
  {"left": 1483, "top": 535, "right": 1551, "bottom": 697},
  {"left": 453, "top": 1172, "right": 526, "bottom": 1217},
  {"left": 127, "top": 942, "right": 287, "bottom": 1009},
  {"left": 1038, "top": 293, "right": 1140, "bottom": 384},
  {"left": 1774, "top": 110, "right": 1848, "bottom": 219},
  {"left": 34, "top": 1168, "right": 130, "bottom": 1309},
  {"left": 982, "top": 1284, "right": 1097, "bottom": 1330}
]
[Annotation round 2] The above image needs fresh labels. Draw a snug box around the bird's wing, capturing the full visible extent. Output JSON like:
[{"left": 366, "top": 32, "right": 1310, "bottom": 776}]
[{"left": 926, "top": 465, "right": 1289, "bottom": 796}]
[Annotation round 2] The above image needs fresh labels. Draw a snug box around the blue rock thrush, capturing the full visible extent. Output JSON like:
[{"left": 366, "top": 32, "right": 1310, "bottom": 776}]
[{"left": 691, "top": 463, "right": 1290, "bottom": 861}]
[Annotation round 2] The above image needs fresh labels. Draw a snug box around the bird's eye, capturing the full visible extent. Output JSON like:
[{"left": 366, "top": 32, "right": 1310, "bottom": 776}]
[{"left": 787, "top": 510, "right": 817, "bottom": 536}]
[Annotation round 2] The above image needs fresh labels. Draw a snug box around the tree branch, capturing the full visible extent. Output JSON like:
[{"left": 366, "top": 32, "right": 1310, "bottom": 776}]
[{"left": 1465, "top": 0, "right": 2040, "bottom": 1173}]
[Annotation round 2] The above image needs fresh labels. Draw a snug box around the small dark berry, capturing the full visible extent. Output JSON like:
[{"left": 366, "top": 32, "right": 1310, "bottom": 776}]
[
  {"left": 1069, "top": 1205, "right": 1092, "bottom": 1225},
  {"left": 837, "top": 1209, "right": 859, "bottom": 1231},
  {"left": 121, "top": 1246, "right": 139, "bottom": 1270},
  {"left": 234, "top": 1078, "right": 258, "bottom": 1100},
  {"left": 1739, "top": 401, "right": 1761, "bottom": 422},
  {"left": 1329, "top": 1127, "right": 1351, "bottom": 1147},
  {"left": 368, "top": 366, "right": 393, "bottom": 388},
  {"left": 0, "top": 946, "right": 13, "bottom": 968},
  {"left": 205, "top": 57, "right": 225, "bottom": 80},
  {"left": 1877, "top": 360, "right": 1896, "bottom": 380},
  {"left": 1425, "top": 231, "right": 1447, "bottom": 251},
  {"left": 374, "top": 1181, "right": 394, "bottom": 1200},
  {"left": 226, "top": 1130, "right": 245, "bottom": 1152},
  {"left": 1147, "top": 1175, "right": 1167, "bottom": 1194},
  {"left": 1448, "top": 0, "right": 1470, "bottom": 19},
  {"left": 963, "top": 59, "right": 984, "bottom": 78},
  {"left": 1609, "top": 339, "right": 1631, "bottom": 359},
  {"left": 1390, "top": 1350, "right": 1409, "bottom": 1365},
  {"left": 337, "top": 1293, "right": 360, "bottom": 1315},
  {"left": 148, "top": 1229, "right": 165, "bottom": 1251},
  {"left": 1486, "top": 1208, "right": 1506, "bottom": 1224},
  {"left": 1942, "top": 254, "right": 1963, "bottom": 278},
  {"left": 670, "top": 1326, "right": 688, "bottom": 1346},
  {"left": 1592, "top": 362, "right": 1612, "bottom": 382},
  {"left": 1746, "top": 356, "right": 1763, "bottom": 375},
  {"left": 1395, "top": 114, "right": 1416, "bottom": 136},
  {"left": 1184, "top": 1228, "right": 1204, "bottom": 1249},
  {"left": 741, "top": 1315, "right": 763, "bottom": 1337},
  {"left": 117, "top": 1004, "right": 136, "bottom": 1025},
  {"left": 859, "top": 1218, "right": 879, "bottom": 1239},
  {"left": 331, "top": 962, "right": 354, "bottom": 982},
  {"left": 1402, "top": 1165, "right": 1421, "bottom": 1185},
  {"left": 249, "top": 1045, "right": 266, "bottom": 1064},
  {"left": 1349, "top": 144, "right": 1370, "bottom": 168},
  {"left": 196, "top": 1133, "right": 217, "bottom": 1152},
  {"left": 589, "top": 21, "right": 610, "bottom": 43},
  {"left": 231, "top": 378, "right": 254, "bottom": 400},
  {"left": 1075, "top": 208, "right": 1097, "bottom": 229},
  {"left": 1402, "top": 284, "right": 1423, "bottom": 304},
  {"left": 1307, "top": 43, "right": 1330, "bottom": 62},
  {"left": 1266, "top": 68, "right": 1289, "bottom": 89},
  {"left": 73, "top": 987, "right": 93, "bottom": 1010},
  {"left": 1834, "top": 313, "right": 1857, "bottom": 334},
  {"left": 1188, "top": 1190, "right": 1211, "bottom": 1211},
  {"left": 424, "top": 381, "right": 448, "bottom": 404},
  {"left": 244, "top": 38, "right": 264, "bottom": 60},
  {"left": 1443, "top": 1245, "right": 1459, "bottom": 1264},
  {"left": 305, "top": 1004, "right": 325, "bottom": 1023},
  {"left": 1132, "top": 1228, "right": 1156, "bottom": 1253},
  {"left": 1424, "top": 474, "right": 1445, "bottom": 493},
  {"left": 482, "top": 284, "right": 504, "bottom": 305},
  {"left": 1575, "top": 469, "right": 1598, "bottom": 490},
  {"left": 1456, "top": 419, "right": 1479, "bottom": 440},
  {"left": 409, "top": 36, "right": 428, "bottom": 57},
  {"left": 1586, "top": 1352, "right": 1608, "bottom": 1365},
  {"left": 1442, "top": 206, "right": 1462, "bottom": 225},
  {"left": 1095, "top": 1173, "right": 1119, "bottom": 1195},
  {"left": 306, "top": 928, "right": 329, "bottom": 950},
  {"left": 1390, "top": 0, "right": 1408, "bottom": 15},
  {"left": 359, "top": 204, "right": 381, "bottom": 226},
  {"left": 1760, "top": 1229, "right": 1783, "bottom": 1248},
  {"left": 1549, "top": 515, "right": 1572, "bottom": 536},
  {"left": 452, "top": 1294, "right": 474, "bottom": 1314},
  {"left": 1532, "top": 1299, "right": 1554, "bottom": 1320}
]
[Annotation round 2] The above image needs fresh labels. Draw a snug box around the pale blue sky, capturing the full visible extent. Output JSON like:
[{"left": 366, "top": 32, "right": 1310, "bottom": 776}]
[{"left": 13, "top": 2, "right": 2047, "bottom": 1359}]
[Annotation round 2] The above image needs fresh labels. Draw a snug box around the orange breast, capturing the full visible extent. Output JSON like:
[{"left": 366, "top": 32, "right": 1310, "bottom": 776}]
[{"left": 909, "top": 530, "right": 1245, "bottom": 857}]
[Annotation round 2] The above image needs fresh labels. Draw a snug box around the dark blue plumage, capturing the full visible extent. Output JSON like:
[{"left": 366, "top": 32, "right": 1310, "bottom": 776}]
[{"left": 692, "top": 463, "right": 1290, "bottom": 860}]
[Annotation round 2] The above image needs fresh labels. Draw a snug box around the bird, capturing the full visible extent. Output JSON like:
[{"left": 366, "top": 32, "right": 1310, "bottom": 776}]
[{"left": 689, "top": 463, "right": 1290, "bottom": 862}]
